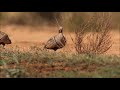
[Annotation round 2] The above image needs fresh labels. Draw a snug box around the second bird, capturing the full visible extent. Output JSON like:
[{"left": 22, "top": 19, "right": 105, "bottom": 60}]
[{"left": 0, "top": 31, "right": 12, "bottom": 48}]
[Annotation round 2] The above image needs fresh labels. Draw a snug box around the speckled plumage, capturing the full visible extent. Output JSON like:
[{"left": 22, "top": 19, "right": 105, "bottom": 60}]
[
  {"left": 0, "top": 31, "right": 11, "bottom": 47},
  {"left": 44, "top": 27, "right": 66, "bottom": 51}
]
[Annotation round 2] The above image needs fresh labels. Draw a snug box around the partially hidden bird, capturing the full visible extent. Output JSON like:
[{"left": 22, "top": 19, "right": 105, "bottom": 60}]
[{"left": 0, "top": 31, "right": 11, "bottom": 48}]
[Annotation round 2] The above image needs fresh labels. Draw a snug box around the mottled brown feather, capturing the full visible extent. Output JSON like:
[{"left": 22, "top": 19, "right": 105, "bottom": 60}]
[
  {"left": 44, "top": 27, "right": 66, "bottom": 51},
  {"left": 0, "top": 31, "right": 11, "bottom": 47}
]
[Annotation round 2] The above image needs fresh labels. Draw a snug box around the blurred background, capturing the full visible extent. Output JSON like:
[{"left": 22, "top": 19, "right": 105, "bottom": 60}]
[
  {"left": 0, "top": 12, "right": 120, "bottom": 31},
  {"left": 0, "top": 12, "right": 119, "bottom": 56}
]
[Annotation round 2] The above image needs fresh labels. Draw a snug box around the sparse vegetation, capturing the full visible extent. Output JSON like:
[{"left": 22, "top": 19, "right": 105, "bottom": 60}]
[
  {"left": 0, "top": 46, "right": 120, "bottom": 78},
  {"left": 0, "top": 12, "right": 120, "bottom": 78},
  {"left": 71, "top": 13, "right": 113, "bottom": 54}
]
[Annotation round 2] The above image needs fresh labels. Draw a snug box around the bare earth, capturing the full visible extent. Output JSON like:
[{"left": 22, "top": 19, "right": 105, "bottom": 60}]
[{"left": 1, "top": 25, "right": 120, "bottom": 56}]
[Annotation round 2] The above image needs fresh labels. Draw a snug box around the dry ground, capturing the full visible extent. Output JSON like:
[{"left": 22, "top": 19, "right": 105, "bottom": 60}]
[
  {"left": 2, "top": 25, "right": 119, "bottom": 56},
  {"left": 0, "top": 25, "right": 120, "bottom": 78}
]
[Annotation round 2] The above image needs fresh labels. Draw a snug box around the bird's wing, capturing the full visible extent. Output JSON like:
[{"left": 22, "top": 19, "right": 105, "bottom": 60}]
[
  {"left": 44, "top": 36, "right": 57, "bottom": 49},
  {"left": 53, "top": 34, "right": 66, "bottom": 48}
]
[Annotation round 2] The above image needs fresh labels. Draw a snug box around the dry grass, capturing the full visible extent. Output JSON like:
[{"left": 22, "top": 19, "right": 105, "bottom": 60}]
[
  {"left": 0, "top": 12, "right": 120, "bottom": 78},
  {"left": 70, "top": 13, "right": 113, "bottom": 55},
  {"left": 0, "top": 44, "right": 120, "bottom": 78},
  {"left": 0, "top": 26, "right": 119, "bottom": 78},
  {"left": 0, "top": 25, "right": 119, "bottom": 56}
]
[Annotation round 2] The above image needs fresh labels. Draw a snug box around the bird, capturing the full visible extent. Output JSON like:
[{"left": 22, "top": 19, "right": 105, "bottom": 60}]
[
  {"left": 44, "top": 26, "right": 66, "bottom": 51},
  {"left": 0, "top": 31, "right": 12, "bottom": 48}
]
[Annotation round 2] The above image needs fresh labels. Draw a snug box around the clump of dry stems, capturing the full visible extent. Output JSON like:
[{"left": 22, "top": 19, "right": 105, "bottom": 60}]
[{"left": 71, "top": 12, "right": 112, "bottom": 54}]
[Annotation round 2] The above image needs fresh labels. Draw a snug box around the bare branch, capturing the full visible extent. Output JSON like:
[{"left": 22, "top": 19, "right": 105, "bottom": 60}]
[{"left": 72, "top": 12, "right": 112, "bottom": 54}]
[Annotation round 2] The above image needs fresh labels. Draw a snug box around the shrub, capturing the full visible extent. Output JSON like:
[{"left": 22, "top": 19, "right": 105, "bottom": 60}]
[{"left": 72, "top": 12, "right": 112, "bottom": 54}]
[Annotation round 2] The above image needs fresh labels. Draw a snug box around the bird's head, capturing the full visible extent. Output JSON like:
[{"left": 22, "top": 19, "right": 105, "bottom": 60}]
[{"left": 59, "top": 26, "right": 63, "bottom": 33}]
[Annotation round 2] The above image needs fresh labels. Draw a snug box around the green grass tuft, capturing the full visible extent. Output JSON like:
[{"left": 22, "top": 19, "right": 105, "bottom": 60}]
[{"left": 0, "top": 46, "right": 120, "bottom": 78}]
